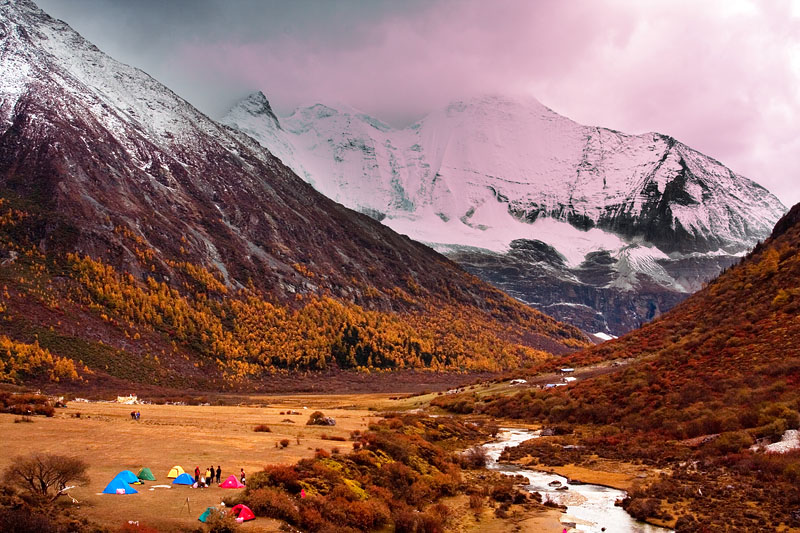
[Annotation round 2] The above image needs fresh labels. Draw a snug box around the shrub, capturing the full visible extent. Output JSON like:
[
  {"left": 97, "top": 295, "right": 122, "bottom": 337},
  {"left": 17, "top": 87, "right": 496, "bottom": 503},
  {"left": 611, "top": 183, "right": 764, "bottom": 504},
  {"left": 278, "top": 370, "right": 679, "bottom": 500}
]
[
  {"left": 469, "top": 493, "right": 484, "bottom": 511},
  {"left": 625, "top": 497, "right": 661, "bottom": 521},
  {"left": 392, "top": 508, "right": 417, "bottom": 533},
  {"left": 315, "top": 449, "right": 330, "bottom": 459},
  {"left": 307, "top": 411, "right": 336, "bottom": 426},
  {"left": 298, "top": 504, "right": 326, "bottom": 532},
  {"left": 204, "top": 511, "right": 240, "bottom": 533},
  {"left": 280, "top": 439, "right": 290, "bottom": 448},
  {"left": 323, "top": 497, "right": 390, "bottom": 530},
  {"left": 709, "top": 431, "right": 754, "bottom": 455},
  {"left": 458, "top": 447, "right": 488, "bottom": 469},
  {"left": 417, "top": 511, "right": 446, "bottom": 533},
  {"left": 253, "top": 424, "right": 271, "bottom": 432},
  {"left": 245, "top": 487, "right": 299, "bottom": 524},
  {"left": 260, "top": 464, "right": 302, "bottom": 493},
  {"left": 0, "top": 509, "right": 59, "bottom": 533}
]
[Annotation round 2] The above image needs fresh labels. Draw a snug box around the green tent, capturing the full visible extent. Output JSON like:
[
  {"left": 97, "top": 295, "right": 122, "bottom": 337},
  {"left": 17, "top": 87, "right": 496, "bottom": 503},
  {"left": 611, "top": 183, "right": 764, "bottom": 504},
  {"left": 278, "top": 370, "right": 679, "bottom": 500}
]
[
  {"left": 137, "top": 467, "right": 156, "bottom": 481},
  {"left": 198, "top": 507, "right": 217, "bottom": 523}
]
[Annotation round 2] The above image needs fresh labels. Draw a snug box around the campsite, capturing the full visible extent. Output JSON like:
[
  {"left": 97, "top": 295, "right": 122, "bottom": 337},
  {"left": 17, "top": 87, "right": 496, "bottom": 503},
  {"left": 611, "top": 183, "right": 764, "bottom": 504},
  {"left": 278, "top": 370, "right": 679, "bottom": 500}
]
[{"left": 1, "top": 398, "right": 382, "bottom": 531}]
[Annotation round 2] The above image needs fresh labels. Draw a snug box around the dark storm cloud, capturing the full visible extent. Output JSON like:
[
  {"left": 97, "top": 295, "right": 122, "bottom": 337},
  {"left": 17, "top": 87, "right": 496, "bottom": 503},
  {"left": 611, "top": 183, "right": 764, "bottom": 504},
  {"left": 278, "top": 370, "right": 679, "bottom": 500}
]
[{"left": 37, "top": 0, "right": 430, "bottom": 117}]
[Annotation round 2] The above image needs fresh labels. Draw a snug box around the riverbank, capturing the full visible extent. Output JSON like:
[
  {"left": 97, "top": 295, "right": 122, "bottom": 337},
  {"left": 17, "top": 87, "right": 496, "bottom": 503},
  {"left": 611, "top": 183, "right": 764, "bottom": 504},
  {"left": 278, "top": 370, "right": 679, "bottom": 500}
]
[
  {"left": 442, "top": 493, "right": 565, "bottom": 532},
  {"left": 483, "top": 428, "right": 673, "bottom": 533},
  {"left": 515, "top": 458, "right": 647, "bottom": 491}
]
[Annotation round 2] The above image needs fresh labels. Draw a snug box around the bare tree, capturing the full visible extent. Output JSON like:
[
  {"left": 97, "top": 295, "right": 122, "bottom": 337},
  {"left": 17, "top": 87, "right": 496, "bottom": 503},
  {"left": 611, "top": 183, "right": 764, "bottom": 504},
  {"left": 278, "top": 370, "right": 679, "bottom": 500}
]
[{"left": 3, "top": 454, "right": 89, "bottom": 501}]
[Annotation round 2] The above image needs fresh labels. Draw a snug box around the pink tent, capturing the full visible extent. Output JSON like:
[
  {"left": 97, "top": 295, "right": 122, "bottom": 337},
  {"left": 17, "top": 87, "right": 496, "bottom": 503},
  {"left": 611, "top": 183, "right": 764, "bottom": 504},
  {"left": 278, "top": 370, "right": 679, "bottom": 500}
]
[
  {"left": 230, "top": 504, "right": 255, "bottom": 522},
  {"left": 219, "top": 474, "right": 245, "bottom": 488}
]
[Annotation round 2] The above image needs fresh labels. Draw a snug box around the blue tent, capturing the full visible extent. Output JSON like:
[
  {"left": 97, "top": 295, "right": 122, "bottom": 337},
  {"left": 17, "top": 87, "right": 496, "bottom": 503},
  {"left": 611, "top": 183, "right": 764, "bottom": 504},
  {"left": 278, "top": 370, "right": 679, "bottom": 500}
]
[
  {"left": 102, "top": 477, "right": 138, "bottom": 495},
  {"left": 172, "top": 472, "right": 195, "bottom": 485},
  {"left": 112, "top": 470, "right": 141, "bottom": 484}
]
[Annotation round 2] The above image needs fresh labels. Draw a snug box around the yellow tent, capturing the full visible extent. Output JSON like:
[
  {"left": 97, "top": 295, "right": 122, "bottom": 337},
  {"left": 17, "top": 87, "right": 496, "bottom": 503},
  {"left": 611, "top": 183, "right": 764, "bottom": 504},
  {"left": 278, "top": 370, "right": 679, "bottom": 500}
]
[{"left": 167, "top": 466, "right": 185, "bottom": 479}]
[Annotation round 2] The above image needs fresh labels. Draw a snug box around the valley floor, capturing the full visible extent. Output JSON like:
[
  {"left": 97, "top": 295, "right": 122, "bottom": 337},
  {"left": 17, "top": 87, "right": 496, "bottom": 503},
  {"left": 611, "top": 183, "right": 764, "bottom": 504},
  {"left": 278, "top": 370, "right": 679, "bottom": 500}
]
[
  {"left": 2, "top": 400, "right": 379, "bottom": 531},
  {"left": 2, "top": 392, "right": 568, "bottom": 532}
]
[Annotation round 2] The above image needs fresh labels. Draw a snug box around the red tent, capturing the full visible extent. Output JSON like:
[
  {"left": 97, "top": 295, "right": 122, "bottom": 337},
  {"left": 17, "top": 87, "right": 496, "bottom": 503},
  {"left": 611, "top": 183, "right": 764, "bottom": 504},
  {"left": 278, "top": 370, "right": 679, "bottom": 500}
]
[
  {"left": 219, "top": 474, "right": 245, "bottom": 488},
  {"left": 230, "top": 504, "right": 255, "bottom": 522}
]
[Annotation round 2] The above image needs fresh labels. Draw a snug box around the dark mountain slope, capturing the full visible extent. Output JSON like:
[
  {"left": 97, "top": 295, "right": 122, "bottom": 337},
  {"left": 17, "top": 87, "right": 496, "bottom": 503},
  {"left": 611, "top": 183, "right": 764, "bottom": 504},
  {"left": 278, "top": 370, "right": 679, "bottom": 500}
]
[{"left": 0, "top": 0, "right": 587, "bottom": 388}]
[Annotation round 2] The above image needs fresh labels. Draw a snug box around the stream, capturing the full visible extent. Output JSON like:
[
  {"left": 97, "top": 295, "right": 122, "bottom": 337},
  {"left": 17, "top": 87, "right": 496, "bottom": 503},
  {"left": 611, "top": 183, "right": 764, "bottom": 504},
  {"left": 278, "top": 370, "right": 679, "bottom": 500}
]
[{"left": 482, "top": 428, "right": 673, "bottom": 533}]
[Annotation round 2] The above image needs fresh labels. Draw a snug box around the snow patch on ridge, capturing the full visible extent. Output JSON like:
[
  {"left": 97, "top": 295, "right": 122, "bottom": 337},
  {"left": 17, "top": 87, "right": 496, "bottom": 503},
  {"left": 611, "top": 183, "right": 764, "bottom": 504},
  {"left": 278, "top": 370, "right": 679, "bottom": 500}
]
[{"left": 384, "top": 208, "right": 627, "bottom": 268}]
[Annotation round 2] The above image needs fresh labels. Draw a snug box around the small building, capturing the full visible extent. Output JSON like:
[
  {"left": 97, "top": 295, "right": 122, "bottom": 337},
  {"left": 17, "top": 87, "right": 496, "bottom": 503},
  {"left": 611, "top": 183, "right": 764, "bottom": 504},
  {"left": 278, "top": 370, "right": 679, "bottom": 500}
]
[{"left": 116, "top": 394, "right": 138, "bottom": 405}]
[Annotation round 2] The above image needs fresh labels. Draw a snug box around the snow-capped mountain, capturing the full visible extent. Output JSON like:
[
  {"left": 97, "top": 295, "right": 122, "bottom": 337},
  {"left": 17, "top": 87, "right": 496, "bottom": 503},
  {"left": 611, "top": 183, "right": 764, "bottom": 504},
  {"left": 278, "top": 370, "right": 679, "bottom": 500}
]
[
  {"left": 0, "top": 0, "right": 586, "bottom": 360},
  {"left": 224, "top": 92, "right": 786, "bottom": 335}
]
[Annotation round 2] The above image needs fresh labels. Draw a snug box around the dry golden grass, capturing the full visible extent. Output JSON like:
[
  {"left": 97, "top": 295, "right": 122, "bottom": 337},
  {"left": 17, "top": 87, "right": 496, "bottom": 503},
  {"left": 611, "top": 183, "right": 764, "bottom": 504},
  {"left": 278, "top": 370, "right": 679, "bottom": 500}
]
[
  {"left": 517, "top": 460, "right": 644, "bottom": 492},
  {"left": 442, "top": 493, "right": 565, "bottom": 532},
  {"left": 1, "top": 400, "right": 379, "bottom": 532}
]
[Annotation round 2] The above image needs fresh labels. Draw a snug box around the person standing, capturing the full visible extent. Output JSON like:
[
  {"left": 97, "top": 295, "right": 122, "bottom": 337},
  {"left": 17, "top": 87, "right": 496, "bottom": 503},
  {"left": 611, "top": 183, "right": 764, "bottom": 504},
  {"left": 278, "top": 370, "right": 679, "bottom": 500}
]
[
  {"left": 194, "top": 466, "right": 200, "bottom": 484},
  {"left": 205, "top": 466, "right": 213, "bottom": 487},
  {"left": 215, "top": 465, "right": 221, "bottom": 484},
  {"left": 240, "top": 468, "right": 246, "bottom": 485}
]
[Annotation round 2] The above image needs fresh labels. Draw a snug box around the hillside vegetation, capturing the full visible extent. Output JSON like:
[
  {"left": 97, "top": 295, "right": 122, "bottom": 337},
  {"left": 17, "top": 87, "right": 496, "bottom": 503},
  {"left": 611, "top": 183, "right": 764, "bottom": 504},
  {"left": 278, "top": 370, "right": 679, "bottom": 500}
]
[
  {"left": 436, "top": 203, "right": 800, "bottom": 529},
  {"left": 0, "top": 193, "right": 587, "bottom": 389}
]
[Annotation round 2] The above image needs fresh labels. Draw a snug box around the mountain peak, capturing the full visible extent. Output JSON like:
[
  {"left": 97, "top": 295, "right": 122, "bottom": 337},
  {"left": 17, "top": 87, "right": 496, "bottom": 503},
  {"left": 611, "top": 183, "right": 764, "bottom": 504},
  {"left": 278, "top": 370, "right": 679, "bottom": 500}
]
[
  {"left": 0, "top": 0, "right": 589, "bottom": 383},
  {"left": 230, "top": 91, "right": 282, "bottom": 130},
  {"left": 223, "top": 88, "right": 786, "bottom": 336},
  {"left": 442, "top": 93, "right": 557, "bottom": 118}
]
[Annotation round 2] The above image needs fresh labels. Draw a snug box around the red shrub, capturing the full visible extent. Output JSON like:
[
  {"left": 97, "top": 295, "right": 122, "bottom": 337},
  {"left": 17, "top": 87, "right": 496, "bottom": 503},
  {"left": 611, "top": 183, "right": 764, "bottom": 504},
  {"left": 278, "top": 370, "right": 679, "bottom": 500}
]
[{"left": 245, "top": 487, "right": 299, "bottom": 524}]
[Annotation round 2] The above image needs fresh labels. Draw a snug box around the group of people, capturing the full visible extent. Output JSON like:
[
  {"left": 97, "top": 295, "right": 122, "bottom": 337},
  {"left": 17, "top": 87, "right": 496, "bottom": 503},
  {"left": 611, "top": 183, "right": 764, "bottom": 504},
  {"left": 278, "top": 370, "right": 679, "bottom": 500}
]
[
  {"left": 191, "top": 466, "right": 247, "bottom": 488},
  {"left": 194, "top": 465, "right": 221, "bottom": 488},
  {"left": 129, "top": 411, "right": 141, "bottom": 420}
]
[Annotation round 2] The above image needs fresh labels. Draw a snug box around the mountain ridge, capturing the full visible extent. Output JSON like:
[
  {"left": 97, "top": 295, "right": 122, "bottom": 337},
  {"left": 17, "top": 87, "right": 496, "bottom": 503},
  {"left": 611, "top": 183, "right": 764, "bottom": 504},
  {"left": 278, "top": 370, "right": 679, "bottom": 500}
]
[
  {"left": 0, "top": 0, "right": 588, "bottom": 387},
  {"left": 224, "top": 90, "right": 786, "bottom": 335}
]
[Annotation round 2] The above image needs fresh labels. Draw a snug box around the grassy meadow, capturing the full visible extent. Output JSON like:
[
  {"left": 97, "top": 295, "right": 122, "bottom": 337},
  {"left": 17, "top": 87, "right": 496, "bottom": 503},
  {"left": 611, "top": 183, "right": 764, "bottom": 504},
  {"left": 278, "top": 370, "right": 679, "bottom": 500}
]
[{"left": 1, "top": 400, "right": 381, "bottom": 532}]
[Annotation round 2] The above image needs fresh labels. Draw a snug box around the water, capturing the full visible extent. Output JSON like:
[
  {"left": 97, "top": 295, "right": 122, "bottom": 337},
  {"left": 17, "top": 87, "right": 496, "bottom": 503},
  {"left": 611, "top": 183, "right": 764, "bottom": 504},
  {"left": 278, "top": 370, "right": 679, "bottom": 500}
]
[{"left": 482, "top": 428, "right": 673, "bottom": 533}]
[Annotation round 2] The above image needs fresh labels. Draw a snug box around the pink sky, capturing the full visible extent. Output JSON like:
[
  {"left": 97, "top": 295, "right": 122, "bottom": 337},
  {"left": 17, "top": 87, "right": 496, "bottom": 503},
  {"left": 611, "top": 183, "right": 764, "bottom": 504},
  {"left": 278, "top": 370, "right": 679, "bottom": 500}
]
[{"left": 40, "top": 0, "right": 800, "bottom": 207}]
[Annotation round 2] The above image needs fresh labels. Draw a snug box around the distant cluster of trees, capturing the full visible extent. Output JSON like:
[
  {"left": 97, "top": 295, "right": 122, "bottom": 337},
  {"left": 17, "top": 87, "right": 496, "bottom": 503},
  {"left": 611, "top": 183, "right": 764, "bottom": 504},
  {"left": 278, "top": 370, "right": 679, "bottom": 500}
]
[
  {"left": 64, "top": 252, "right": 561, "bottom": 379},
  {"left": 0, "top": 336, "right": 79, "bottom": 384}
]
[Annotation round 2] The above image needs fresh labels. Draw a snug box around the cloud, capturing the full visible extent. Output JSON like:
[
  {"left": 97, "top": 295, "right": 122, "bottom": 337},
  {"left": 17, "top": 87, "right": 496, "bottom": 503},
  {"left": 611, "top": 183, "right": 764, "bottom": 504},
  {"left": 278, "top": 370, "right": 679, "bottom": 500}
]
[{"left": 37, "top": 0, "right": 800, "bottom": 207}]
